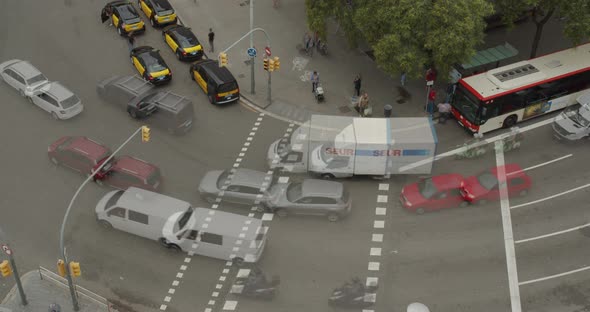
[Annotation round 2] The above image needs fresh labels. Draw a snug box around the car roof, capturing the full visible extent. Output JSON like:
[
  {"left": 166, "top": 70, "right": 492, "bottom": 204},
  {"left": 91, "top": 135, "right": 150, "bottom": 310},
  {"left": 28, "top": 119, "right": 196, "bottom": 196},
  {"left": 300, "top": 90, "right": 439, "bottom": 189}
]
[
  {"left": 118, "top": 187, "right": 190, "bottom": 218},
  {"left": 112, "top": 2, "right": 139, "bottom": 19},
  {"left": 113, "top": 155, "right": 157, "bottom": 178},
  {"left": 41, "top": 82, "right": 73, "bottom": 101},
  {"left": 231, "top": 169, "right": 268, "bottom": 188},
  {"left": 301, "top": 179, "right": 343, "bottom": 198},
  {"left": 9, "top": 60, "right": 42, "bottom": 79},
  {"left": 192, "top": 207, "right": 262, "bottom": 240},
  {"left": 149, "top": 0, "right": 173, "bottom": 11},
  {"left": 192, "top": 59, "right": 236, "bottom": 85},
  {"left": 431, "top": 174, "right": 464, "bottom": 190},
  {"left": 68, "top": 136, "right": 110, "bottom": 159}
]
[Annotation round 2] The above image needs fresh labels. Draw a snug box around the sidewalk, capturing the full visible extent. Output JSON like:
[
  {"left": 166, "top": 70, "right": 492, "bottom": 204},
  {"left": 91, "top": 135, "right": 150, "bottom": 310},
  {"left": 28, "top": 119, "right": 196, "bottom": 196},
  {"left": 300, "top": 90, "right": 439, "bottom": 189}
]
[
  {"left": 170, "top": 0, "right": 436, "bottom": 123},
  {"left": 1, "top": 269, "right": 112, "bottom": 312}
]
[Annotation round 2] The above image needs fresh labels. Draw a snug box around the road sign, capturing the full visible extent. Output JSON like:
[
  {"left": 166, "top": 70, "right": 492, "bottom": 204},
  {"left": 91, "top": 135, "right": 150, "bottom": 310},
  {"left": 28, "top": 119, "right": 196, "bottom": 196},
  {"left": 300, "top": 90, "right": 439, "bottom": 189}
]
[
  {"left": 265, "top": 47, "right": 271, "bottom": 56},
  {"left": 1, "top": 245, "right": 11, "bottom": 255},
  {"left": 247, "top": 47, "right": 257, "bottom": 57}
]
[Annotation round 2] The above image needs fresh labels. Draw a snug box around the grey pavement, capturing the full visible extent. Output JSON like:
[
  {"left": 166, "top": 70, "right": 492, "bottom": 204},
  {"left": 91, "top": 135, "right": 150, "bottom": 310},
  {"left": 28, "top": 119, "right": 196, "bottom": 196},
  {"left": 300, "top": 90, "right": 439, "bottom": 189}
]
[{"left": 1, "top": 270, "right": 110, "bottom": 312}]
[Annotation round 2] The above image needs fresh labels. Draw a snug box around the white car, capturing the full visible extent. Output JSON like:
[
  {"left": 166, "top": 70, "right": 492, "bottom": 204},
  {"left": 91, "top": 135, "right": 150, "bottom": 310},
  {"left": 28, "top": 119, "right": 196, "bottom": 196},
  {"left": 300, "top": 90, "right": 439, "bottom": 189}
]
[
  {"left": 29, "top": 82, "right": 83, "bottom": 119},
  {"left": 0, "top": 59, "right": 49, "bottom": 97}
]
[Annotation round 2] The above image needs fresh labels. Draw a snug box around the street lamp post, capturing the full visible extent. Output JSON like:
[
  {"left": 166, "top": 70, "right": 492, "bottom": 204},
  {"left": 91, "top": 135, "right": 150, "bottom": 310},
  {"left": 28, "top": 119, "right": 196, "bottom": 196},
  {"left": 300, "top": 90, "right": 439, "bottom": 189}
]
[
  {"left": 58, "top": 126, "right": 144, "bottom": 311},
  {"left": 249, "top": 0, "right": 255, "bottom": 94},
  {"left": 0, "top": 226, "right": 27, "bottom": 306}
]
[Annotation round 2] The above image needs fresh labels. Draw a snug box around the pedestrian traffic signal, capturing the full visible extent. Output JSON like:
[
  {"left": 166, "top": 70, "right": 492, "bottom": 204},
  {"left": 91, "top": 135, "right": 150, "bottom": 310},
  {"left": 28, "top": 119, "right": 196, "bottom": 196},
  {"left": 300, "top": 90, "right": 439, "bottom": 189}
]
[
  {"left": 263, "top": 58, "right": 269, "bottom": 71},
  {"left": 269, "top": 59, "right": 275, "bottom": 72},
  {"left": 141, "top": 125, "right": 150, "bottom": 143},
  {"left": 273, "top": 57, "right": 280, "bottom": 71},
  {"left": 218, "top": 52, "right": 228, "bottom": 67},
  {"left": 0, "top": 260, "right": 12, "bottom": 277},
  {"left": 57, "top": 259, "right": 66, "bottom": 277},
  {"left": 70, "top": 262, "right": 81, "bottom": 277}
]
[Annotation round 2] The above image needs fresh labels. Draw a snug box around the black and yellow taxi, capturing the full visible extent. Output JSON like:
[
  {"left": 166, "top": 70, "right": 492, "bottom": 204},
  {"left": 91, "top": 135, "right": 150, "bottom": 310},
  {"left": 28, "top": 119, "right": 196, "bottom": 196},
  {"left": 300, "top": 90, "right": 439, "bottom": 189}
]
[
  {"left": 130, "top": 46, "right": 172, "bottom": 85},
  {"left": 162, "top": 25, "right": 204, "bottom": 61},
  {"left": 103, "top": 1, "right": 146, "bottom": 36},
  {"left": 138, "top": 0, "right": 177, "bottom": 27},
  {"left": 189, "top": 59, "right": 239, "bottom": 105}
]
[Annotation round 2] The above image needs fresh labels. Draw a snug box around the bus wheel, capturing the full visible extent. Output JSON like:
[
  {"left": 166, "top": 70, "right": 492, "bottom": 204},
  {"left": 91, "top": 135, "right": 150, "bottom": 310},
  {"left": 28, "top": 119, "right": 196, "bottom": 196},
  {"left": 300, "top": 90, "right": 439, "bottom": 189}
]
[{"left": 503, "top": 115, "right": 517, "bottom": 128}]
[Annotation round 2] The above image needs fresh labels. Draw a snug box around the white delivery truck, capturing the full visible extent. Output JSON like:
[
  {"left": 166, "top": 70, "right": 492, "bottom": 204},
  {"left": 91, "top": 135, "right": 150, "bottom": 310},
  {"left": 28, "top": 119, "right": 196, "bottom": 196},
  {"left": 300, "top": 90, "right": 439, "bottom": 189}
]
[
  {"left": 553, "top": 92, "right": 590, "bottom": 141},
  {"left": 267, "top": 115, "right": 438, "bottom": 178}
]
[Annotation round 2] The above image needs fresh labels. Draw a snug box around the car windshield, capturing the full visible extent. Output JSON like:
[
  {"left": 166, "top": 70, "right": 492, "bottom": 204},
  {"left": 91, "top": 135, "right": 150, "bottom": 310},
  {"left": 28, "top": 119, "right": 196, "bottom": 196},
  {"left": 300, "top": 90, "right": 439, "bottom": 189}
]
[
  {"left": 144, "top": 53, "right": 167, "bottom": 72},
  {"left": 157, "top": 9, "right": 174, "bottom": 16},
  {"left": 118, "top": 5, "right": 139, "bottom": 20},
  {"left": 452, "top": 86, "right": 482, "bottom": 124},
  {"left": 286, "top": 183, "right": 303, "bottom": 202},
  {"left": 477, "top": 172, "right": 499, "bottom": 190},
  {"left": 177, "top": 207, "right": 193, "bottom": 230},
  {"left": 218, "top": 81, "right": 238, "bottom": 93},
  {"left": 105, "top": 190, "right": 124, "bottom": 210},
  {"left": 26, "top": 74, "right": 47, "bottom": 85},
  {"left": 216, "top": 170, "right": 230, "bottom": 189},
  {"left": 177, "top": 31, "right": 199, "bottom": 48},
  {"left": 417, "top": 178, "right": 438, "bottom": 199},
  {"left": 60, "top": 94, "right": 80, "bottom": 109},
  {"left": 147, "top": 169, "right": 161, "bottom": 185},
  {"left": 277, "top": 138, "right": 291, "bottom": 157}
]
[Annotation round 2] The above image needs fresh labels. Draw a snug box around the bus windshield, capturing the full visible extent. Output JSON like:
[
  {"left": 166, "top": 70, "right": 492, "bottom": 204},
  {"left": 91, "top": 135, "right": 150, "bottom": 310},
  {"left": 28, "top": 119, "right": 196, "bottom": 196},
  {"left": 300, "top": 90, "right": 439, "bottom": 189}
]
[{"left": 452, "top": 85, "right": 482, "bottom": 124}]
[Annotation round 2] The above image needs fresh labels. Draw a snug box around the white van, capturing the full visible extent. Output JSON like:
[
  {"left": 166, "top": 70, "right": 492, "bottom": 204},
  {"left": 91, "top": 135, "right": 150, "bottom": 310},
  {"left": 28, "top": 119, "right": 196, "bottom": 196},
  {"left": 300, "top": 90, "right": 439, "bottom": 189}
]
[{"left": 95, "top": 187, "right": 267, "bottom": 263}]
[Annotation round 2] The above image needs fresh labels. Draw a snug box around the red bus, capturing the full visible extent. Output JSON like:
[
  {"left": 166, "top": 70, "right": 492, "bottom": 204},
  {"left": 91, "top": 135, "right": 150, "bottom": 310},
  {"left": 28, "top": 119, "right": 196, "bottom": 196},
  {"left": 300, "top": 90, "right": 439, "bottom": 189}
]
[{"left": 451, "top": 43, "right": 590, "bottom": 134}]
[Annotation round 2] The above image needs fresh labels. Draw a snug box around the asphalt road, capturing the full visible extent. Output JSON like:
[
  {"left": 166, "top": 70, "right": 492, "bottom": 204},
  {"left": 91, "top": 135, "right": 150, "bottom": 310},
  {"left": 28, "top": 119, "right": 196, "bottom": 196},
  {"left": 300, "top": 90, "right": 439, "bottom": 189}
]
[{"left": 1, "top": 1, "right": 589, "bottom": 312}]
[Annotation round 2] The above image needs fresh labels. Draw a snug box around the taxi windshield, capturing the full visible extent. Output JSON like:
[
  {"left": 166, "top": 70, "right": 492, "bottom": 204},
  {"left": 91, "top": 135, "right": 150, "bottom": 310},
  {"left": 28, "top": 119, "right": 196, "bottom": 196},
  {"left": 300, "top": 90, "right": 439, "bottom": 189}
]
[
  {"left": 177, "top": 31, "right": 199, "bottom": 48},
  {"left": 144, "top": 53, "right": 167, "bottom": 72}
]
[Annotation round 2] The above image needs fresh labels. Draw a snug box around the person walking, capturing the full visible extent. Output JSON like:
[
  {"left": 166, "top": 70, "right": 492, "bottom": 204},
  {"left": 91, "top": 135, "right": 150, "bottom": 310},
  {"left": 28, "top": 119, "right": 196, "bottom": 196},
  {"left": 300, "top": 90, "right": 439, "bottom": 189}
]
[
  {"left": 400, "top": 72, "right": 407, "bottom": 86},
  {"left": 208, "top": 28, "right": 215, "bottom": 53},
  {"left": 311, "top": 71, "right": 320, "bottom": 93},
  {"left": 353, "top": 74, "right": 361, "bottom": 97},
  {"left": 427, "top": 88, "right": 437, "bottom": 115}
]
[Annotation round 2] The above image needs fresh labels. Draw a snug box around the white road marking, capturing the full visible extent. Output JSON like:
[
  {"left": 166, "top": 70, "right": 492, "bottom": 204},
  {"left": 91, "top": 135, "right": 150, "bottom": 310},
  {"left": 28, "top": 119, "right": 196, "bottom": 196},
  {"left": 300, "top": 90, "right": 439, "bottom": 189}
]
[
  {"left": 373, "top": 220, "right": 385, "bottom": 228},
  {"left": 510, "top": 183, "right": 590, "bottom": 210},
  {"left": 378, "top": 183, "right": 389, "bottom": 191},
  {"left": 520, "top": 154, "right": 572, "bottom": 172},
  {"left": 515, "top": 222, "right": 590, "bottom": 244},
  {"left": 519, "top": 266, "right": 590, "bottom": 286},
  {"left": 494, "top": 141, "right": 522, "bottom": 312},
  {"left": 368, "top": 262, "right": 380, "bottom": 271},
  {"left": 377, "top": 195, "right": 388, "bottom": 203},
  {"left": 375, "top": 207, "right": 387, "bottom": 215},
  {"left": 370, "top": 248, "right": 382, "bottom": 256},
  {"left": 372, "top": 234, "right": 383, "bottom": 242}
]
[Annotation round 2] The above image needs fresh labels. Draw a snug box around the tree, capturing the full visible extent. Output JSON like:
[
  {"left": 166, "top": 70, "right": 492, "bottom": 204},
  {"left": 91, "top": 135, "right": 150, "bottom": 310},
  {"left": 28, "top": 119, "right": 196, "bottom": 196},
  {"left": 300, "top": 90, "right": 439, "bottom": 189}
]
[
  {"left": 495, "top": 0, "right": 590, "bottom": 58},
  {"left": 305, "top": 0, "right": 493, "bottom": 81}
]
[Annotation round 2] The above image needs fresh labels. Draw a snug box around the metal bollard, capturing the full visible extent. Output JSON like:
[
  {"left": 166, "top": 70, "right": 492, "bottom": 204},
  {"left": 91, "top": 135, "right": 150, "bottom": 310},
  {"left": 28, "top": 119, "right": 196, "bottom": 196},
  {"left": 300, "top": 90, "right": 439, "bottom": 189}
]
[{"left": 384, "top": 104, "right": 393, "bottom": 117}]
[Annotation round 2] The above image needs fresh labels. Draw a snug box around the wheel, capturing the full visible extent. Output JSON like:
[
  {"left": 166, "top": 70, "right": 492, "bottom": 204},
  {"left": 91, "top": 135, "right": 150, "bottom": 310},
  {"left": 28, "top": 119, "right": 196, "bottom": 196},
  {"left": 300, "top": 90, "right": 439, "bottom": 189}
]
[
  {"left": 459, "top": 201, "right": 469, "bottom": 208},
  {"left": 519, "top": 189, "right": 528, "bottom": 197},
  {"left": 477, "top": 199, "right": 487, "bottom": 206},
  {"left": 117, "top": 27, "right": 123, "bottom": 36},
  {"left": 127, "top": 109, "right": 138, "bottom": 119},
  {"left": 200, "top": 194, "right": 215, "bottom": 203},
  {"left": 503, "top": 115, "right": 517, "bottom": 128},
  {"left": 98, "top": 220, "right": 113, "bottom": 229},
  {"left": 19, "top": 89, "right": 25, "bottom": 97},
  {"left": 176, "top": 51, "right": 182, "bottom": 60},
  {"left": 321, "top": 173, "right": 335, "bottom": 180},
  {"left": 208, "top": 94, "right": 215, "bottom": 104},
  {"left": 51, "top": 112, "right": 59, "bottom": 120},
  {"left": 26, "top": 96, "right": 32, "bottom": 103},
  {"left": 276, "top": 209, "right": 287, "bottom": 218},
  {"left": 327, "top": 213, "right": 339, "bottom": 222},
  {"left": 150, "top": 18, "right": 156, "bottom": 27},
  {"left": 416, "top": 208, "right": 425, "bottom": 215},
  {"left": 50, "top": 157, "right": 59, "bottom": 165},
  {"left": 168, "top": 244, "right": 181, "bottom": 252}
]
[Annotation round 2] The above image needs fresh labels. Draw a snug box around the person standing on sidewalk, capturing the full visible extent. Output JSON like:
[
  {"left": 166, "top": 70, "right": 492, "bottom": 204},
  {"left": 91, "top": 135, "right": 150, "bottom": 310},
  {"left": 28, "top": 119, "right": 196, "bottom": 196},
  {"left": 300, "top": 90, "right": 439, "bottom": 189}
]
[
  {"left": 356, "top": 93, "right": 370, "bottom": 117},
  {"left": 400, "top": 71, "right": 407, "bottom": 86},
  {"left": 425, "top": 66, "right": 437, "bottom": 85},
  {"left": 208, "top": 28, "right": 215, "bottom": 53},
  {"left": 353, "top": 74, "right": 361, "bottom": 97},
  {"left": 427, "top": 88, "right": 437, "bottom": 115},
  {"left": 311, "top": 71, "right": 320, "bottom": 93}
]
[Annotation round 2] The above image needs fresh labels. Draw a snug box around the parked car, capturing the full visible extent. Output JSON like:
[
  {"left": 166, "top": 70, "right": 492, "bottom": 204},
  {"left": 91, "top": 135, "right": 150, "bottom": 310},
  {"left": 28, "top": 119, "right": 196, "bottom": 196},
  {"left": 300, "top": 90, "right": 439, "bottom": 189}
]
[
  {"left": 198, "top": 169, "right": 271, "bottom": 207},
  {"left": 400, "top": 174, "right": 466, "bottom": 214},
  {"left": 265, "top": 179, "right": 351, "bottom": 221},
  {"left": 48, "top": 136, "right": 112, "bottom": 175},
  {"left": 102, "top": 0, "right": 146, "bottom": 36},
  {"left": 93, "top": 155, "right": 162, "bottom": 192},
  {"left": 138, "top": 0, "right": 177, "bottom": 27},
  {"left": 460, "top": 164, "right": 531, "bottom": 205},
  {"left": 0, "top": 59, "right": 49, "bottom": 97},
  {"left": 28, "top": 82, "right": 83, "bottom": 120},
  {"left": 162, "top": 25, "right": 204, "bottom": 61},
  {"left": 97, "top": 75, "right": 193, "bottom": 134},
  {"left": 130, "top": 46, "right": 172, "bottom": 85}
]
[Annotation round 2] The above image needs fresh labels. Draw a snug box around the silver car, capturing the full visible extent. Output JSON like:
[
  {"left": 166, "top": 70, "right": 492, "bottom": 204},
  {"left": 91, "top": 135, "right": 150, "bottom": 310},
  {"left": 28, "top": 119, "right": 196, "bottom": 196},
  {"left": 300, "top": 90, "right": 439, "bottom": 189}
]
[
  {"left": 0, "top": 59, "right": 49, "bottom": 97},
  {"left": 198, "top": 169, "right": 272, "bottom": 209},
  {"left": 266, "top": 179, "right": 351, "bottom": 222},
  {"left": 29, "top": 82, "right": 83, "bottom": 119}
]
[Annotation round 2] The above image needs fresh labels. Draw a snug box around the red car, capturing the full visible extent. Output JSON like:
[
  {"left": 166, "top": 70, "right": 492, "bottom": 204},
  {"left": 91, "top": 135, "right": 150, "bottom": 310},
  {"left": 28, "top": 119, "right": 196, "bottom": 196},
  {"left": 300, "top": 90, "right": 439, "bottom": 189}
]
[
  {"left": 93, "top": 155, "right": 162, "bottom": 192},
  {"left": 460, "top": 164, "right": 531, "bottom": 205},
  {"left": 400, "top": 174, "right": 466, "bottom": 214},
  {"left": 48, "top": 136, "right": 111, "bottom": 175}
]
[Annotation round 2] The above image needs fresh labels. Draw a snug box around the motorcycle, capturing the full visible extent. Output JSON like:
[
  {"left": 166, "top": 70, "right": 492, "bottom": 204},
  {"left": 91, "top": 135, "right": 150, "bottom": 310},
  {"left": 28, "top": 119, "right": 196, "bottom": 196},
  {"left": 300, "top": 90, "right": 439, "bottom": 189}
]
[
  {"left": 230, "top": 266, "right": 280, "bottom": 300},
  {"left": 328, "top": 277, "right": 378, "bottom": 308}
]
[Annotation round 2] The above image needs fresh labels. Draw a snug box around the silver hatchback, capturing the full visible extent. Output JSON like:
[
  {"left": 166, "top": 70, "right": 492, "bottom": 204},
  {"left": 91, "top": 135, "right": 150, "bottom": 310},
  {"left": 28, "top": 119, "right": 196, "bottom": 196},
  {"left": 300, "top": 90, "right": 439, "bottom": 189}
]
[
  {"left": 198, "top": 169, "right": 272, "bottom": 208},
  {"left": 0, "top": 59, "right": 49, "bottom": 97}
]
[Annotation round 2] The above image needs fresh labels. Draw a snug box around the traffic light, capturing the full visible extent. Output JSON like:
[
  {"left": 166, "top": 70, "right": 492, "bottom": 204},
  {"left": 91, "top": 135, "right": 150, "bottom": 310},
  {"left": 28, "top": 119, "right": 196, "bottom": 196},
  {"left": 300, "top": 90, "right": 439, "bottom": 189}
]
[
  {"left": 263, "top": 58, "right": 269, "bottom": 71},
  {"left": 69, "top": 261, "right": 81, "bottom": 277},
  {"left": 0, "top": 260, "right": 12, "bottom": 277},
  {"left": 57, "top": 259, "right": 66, "bottom": 277},
  {"left": 273, "top": 57, "right": 280, "bottom": 71},
  {"left": 269, "top": 59, "right": 275, "bottom": 72},
  {"left": 141, "top": 125, "right": 150, "bottom": 143},
  {"left": 218, "top": 52, "right": 228, "bottom": 67}
]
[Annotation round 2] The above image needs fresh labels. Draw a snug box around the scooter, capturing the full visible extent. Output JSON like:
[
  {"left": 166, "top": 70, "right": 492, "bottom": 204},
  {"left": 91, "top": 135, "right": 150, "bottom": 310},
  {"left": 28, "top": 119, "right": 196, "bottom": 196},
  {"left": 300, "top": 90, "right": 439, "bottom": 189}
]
[
  {"left": 328, "top": 277, "right": 378, "bottom": 308},
  {"left": 231, "top": 267, "right": 280, "bottom": 300}
]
